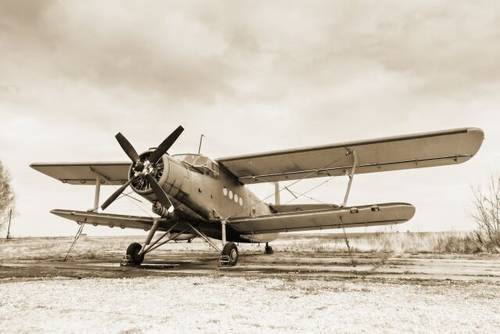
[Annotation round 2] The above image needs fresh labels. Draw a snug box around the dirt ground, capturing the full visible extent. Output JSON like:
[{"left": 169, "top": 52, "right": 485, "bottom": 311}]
[{"left": 1, "top": 235, "right": 499, "bottom": 333}]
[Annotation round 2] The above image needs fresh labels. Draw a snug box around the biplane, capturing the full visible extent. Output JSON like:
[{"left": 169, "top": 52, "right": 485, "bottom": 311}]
[{"left": 31, "top": 126, "right": 484, "bottom": 266}]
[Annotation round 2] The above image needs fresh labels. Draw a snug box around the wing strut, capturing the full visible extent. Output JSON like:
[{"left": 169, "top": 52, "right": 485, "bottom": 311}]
[
  {"left": 342, "top": 149, "right": 358, "bottom": 207},
  {"left": 340, "top": 149, "right": 359, "bottom": 267},
  {"left": 92, "top": 176, "right": 102, "bottom": 212},
  {"left": 64, "top": 173, "right": 103, "bottom": 261},
  {"left": 63, "top": 223, "right": 85, "bottom": 261}
]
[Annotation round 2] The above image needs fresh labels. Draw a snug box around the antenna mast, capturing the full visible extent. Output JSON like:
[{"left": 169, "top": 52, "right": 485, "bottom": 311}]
[{"left": 197, "top": 134, "right": 205, "bottom": 154}]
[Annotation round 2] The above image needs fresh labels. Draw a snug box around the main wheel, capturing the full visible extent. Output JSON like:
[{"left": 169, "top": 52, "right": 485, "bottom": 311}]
[
  {"left": 265, "top": 243, "right": 273, "bottom": 255},
  {"left": 220, "top": 242, "right": 239, "bottom": 266},
  {"left": 126, "top": 242, "right": 144, "bottom": 266}
]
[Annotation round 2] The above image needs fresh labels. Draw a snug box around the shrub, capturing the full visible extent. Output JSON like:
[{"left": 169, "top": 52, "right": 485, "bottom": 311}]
[{"left": 472, "top": 177, "right": 500, "bottom": 252}]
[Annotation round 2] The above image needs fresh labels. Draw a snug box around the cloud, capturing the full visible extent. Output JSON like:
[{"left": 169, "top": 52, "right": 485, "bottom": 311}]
[
  {"left": 0, "top": 1, "right": 498, "bottom": 235},
  {"left": 2, "top": 1, "right": 498, "bottom": 108}
]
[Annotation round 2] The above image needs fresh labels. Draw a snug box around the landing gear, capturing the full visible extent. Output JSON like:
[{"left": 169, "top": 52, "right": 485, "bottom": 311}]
[
  {"left": 124, "top": 242, "right": 144, "bottom": 266},
  {"left": 265, "top": 242, "right": 273, "bottom": 255},
  {"left": 186, "top": 221, "right": 238, "bottom": 267},
  {"left": 220, "top": 242, "right": 239, "bottom": 266},
  {"left": 120, "top": 218, "right": 241, "bottom": 267}
]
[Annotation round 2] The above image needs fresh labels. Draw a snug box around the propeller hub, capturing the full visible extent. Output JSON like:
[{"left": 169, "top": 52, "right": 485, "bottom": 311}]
[
  {"left": 134, "top": 161, "right": 145, "bottom": 172},
  {"left": 129, "top": 151, "right": 165, "bottom": 193}
]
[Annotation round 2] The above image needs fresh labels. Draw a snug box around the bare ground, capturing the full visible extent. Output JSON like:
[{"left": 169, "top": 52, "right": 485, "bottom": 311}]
[{"left": 1, "top": 235, "right": 499, "bottom": 333}]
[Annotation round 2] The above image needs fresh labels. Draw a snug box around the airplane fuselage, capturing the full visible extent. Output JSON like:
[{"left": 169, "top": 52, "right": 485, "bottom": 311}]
[{"left": 133, "top": 152, "right": 277, "bottom": 243}]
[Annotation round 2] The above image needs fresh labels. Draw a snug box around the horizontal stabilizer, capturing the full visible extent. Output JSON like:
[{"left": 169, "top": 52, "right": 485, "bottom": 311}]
[{"left": 229, "top": 202, "right": 415, "bottom": 234}]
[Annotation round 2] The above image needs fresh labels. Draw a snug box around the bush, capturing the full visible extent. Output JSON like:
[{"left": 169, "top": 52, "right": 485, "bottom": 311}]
[
  {"left": 433, "top": 234, "right": 483, "bottom": 254},
  {"left": 472, "top": 177, "right": 500, "bottom": 252}
]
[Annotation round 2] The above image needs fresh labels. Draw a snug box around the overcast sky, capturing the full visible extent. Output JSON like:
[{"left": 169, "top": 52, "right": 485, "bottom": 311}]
[{"left": 1, "top": 0, "right": 499, "bottom": 237}]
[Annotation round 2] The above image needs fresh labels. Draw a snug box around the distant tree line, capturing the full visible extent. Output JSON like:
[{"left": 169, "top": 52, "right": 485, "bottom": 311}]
[{"left": 0, "top": 161, "right": 15, "bottom": 234}]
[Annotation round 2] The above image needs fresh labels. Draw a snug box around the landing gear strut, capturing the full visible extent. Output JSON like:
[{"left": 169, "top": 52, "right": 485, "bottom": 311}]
[
  {"left": 121, "top": 217, "right": 241, "bottom": 267},
  {"left": 121, "top": 222, "right": 187, "bottom": 267},
  {"left": 265, "top": 242, "right": 273, "bottom": 255}
]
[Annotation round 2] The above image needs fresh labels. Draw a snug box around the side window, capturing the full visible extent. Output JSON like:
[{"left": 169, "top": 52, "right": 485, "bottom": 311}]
[
  {"left": 229, "top": 190, "right": 233, "bottom": 200},
  {"left": 234, "top": 194, "right": 239, "bottom": 203},
  {"left": 239, "top": 197, "right": 243, "bottom": 206},
  {"left": 223, "top": 187, "right": 228, "bottom": 197}
]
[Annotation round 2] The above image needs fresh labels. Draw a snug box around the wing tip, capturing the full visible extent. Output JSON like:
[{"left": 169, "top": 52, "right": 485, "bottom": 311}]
[
  {"left": 462, "top": 127, "right": 485, "bottom": 161},
  {"left": 50, "top": 208, "right": 72, "bottom": 217},
  {"left": 29, "top": 163, "right": 43, "bottom": 170},
  {"left": 405, "top": 203, "right": 416, "bottom": 221},
  {"left": 376, "top": 202, "right": 416, "bottom": 222}
]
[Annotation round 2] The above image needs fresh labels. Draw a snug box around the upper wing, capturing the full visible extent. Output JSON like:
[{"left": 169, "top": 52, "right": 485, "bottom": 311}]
[
  {"left": 30, "top": 162, "right": 131, "bottom": 185},
  {"left": 229, "top": 202, "right": 415, "bottom": 234},
  {"left": 51, "top": 209, "right": 174, "bottom": 231},
  {"left": 217, "top": 128, "right": 484, "bottom": 184}
]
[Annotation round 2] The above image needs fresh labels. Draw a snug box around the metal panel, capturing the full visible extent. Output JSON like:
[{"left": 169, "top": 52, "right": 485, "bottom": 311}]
[
  {"left": 217, "top": 128, "right": 484, "bottom": 184},
  {"left": 270, "top": 203, "right": 340, "bottom": 213},
  {"left": 229, "top": 202, "right": 415, "bottom": 234},
  {"left": 30, "top": 162, "right": 131, "bottom": 185}
]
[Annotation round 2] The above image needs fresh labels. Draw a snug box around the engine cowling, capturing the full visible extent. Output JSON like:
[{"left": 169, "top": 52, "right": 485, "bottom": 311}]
[{"left": 129, "top": 151, "right": 189, "bottom": 206}]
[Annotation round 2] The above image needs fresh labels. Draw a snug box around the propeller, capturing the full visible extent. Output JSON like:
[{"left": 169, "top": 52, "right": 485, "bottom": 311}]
[
  {"left": 147, "top": 174, "right": 174, "bottom": 213},
  {"left": 101, "top": 177, "right": 137, "bottom": 210},
  {"left": 149, "top": 126, "right": 184, "bottom": 164},
  {"left": 100, "top": 125, "right": 184, "bottom": 213}
]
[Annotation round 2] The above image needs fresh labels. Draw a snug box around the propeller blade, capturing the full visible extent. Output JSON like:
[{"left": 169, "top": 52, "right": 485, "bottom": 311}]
[
  {"left": 115, "top": 132, "right": 140, "bottom": 162},
  {"left": 146, "top": 174, "right": 174, "bottom": 214},
  {"left": 101, "top": 177, "right": 135, "bottom": 210},
  {"left": 149, "top": 125, "right": 184, "bottom": 164}
]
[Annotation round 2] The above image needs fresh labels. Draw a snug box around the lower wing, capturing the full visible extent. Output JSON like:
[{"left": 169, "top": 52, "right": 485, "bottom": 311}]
[
  {"left": 229, "top": 202, "right": 415, "bottom": 234},
  {"left": 50, "top": 209, "right": 176, "bottom": 231}
]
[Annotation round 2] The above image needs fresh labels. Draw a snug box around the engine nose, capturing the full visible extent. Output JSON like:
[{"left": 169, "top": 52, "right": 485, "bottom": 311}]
[
  {"left": 100, "top": 126, "right": 183, "bottom": 212},
  {"left": 129, "top": 150, "right": 168, "bottom": 195}
]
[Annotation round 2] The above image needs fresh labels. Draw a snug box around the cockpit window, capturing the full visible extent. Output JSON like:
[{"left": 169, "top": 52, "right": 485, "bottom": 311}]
[{"left": 173, "top": 154, "right": 219, "bottom": 177}]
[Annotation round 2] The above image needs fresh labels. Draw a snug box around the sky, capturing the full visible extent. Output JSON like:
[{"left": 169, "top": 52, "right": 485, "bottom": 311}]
[{"left": 0, "top": 0, "right": 499, "bottom": 237}]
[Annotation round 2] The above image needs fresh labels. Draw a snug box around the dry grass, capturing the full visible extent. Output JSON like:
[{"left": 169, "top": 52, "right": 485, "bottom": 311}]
[
  {"left": 1, "top": 231, "right": 495, "bottom": 262},
  {"left": 278, "top": 231, "right": 493, "bottom": 254}
]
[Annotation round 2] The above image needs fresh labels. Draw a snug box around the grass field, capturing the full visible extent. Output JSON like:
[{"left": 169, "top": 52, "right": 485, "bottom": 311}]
[
  {"left": 1, "top": 232, "right": 499, "bottom": 333},
  {"left": 0, "top": 231, "right": 492, "bottom": 262}
]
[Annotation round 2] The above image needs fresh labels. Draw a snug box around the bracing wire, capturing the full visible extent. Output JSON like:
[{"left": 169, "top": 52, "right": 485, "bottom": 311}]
[
  {"left": 123, "top": 192, "right": 155, "bottom": 218},
  {"left": 285, "top": 177, "right": 335, "bottom": 204},
  {"left": 259, "top": 155, "right": 345, "bottom": 204},
  {"left": 117, "top": 192, "right": 143, "bottom": 203}
]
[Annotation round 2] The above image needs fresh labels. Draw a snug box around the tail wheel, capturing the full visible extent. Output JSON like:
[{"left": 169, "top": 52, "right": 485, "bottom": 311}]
[
  {"left": 221, "top": 242, "right": 239, "bottom": 266},
  {"left": 126, "top": 242, "right": 144, "bottom": 266}
]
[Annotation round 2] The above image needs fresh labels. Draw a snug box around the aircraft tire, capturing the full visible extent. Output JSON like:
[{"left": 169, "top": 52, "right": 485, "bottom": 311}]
[
  {"left": 126, "top": 242, "right": 144, "bottom": 266},
  {"left": 221, "top": 242, "right": 238, "bottom": 266},
  {"left": 265, "top": 243, "right": 273, "bottom": 255}
]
